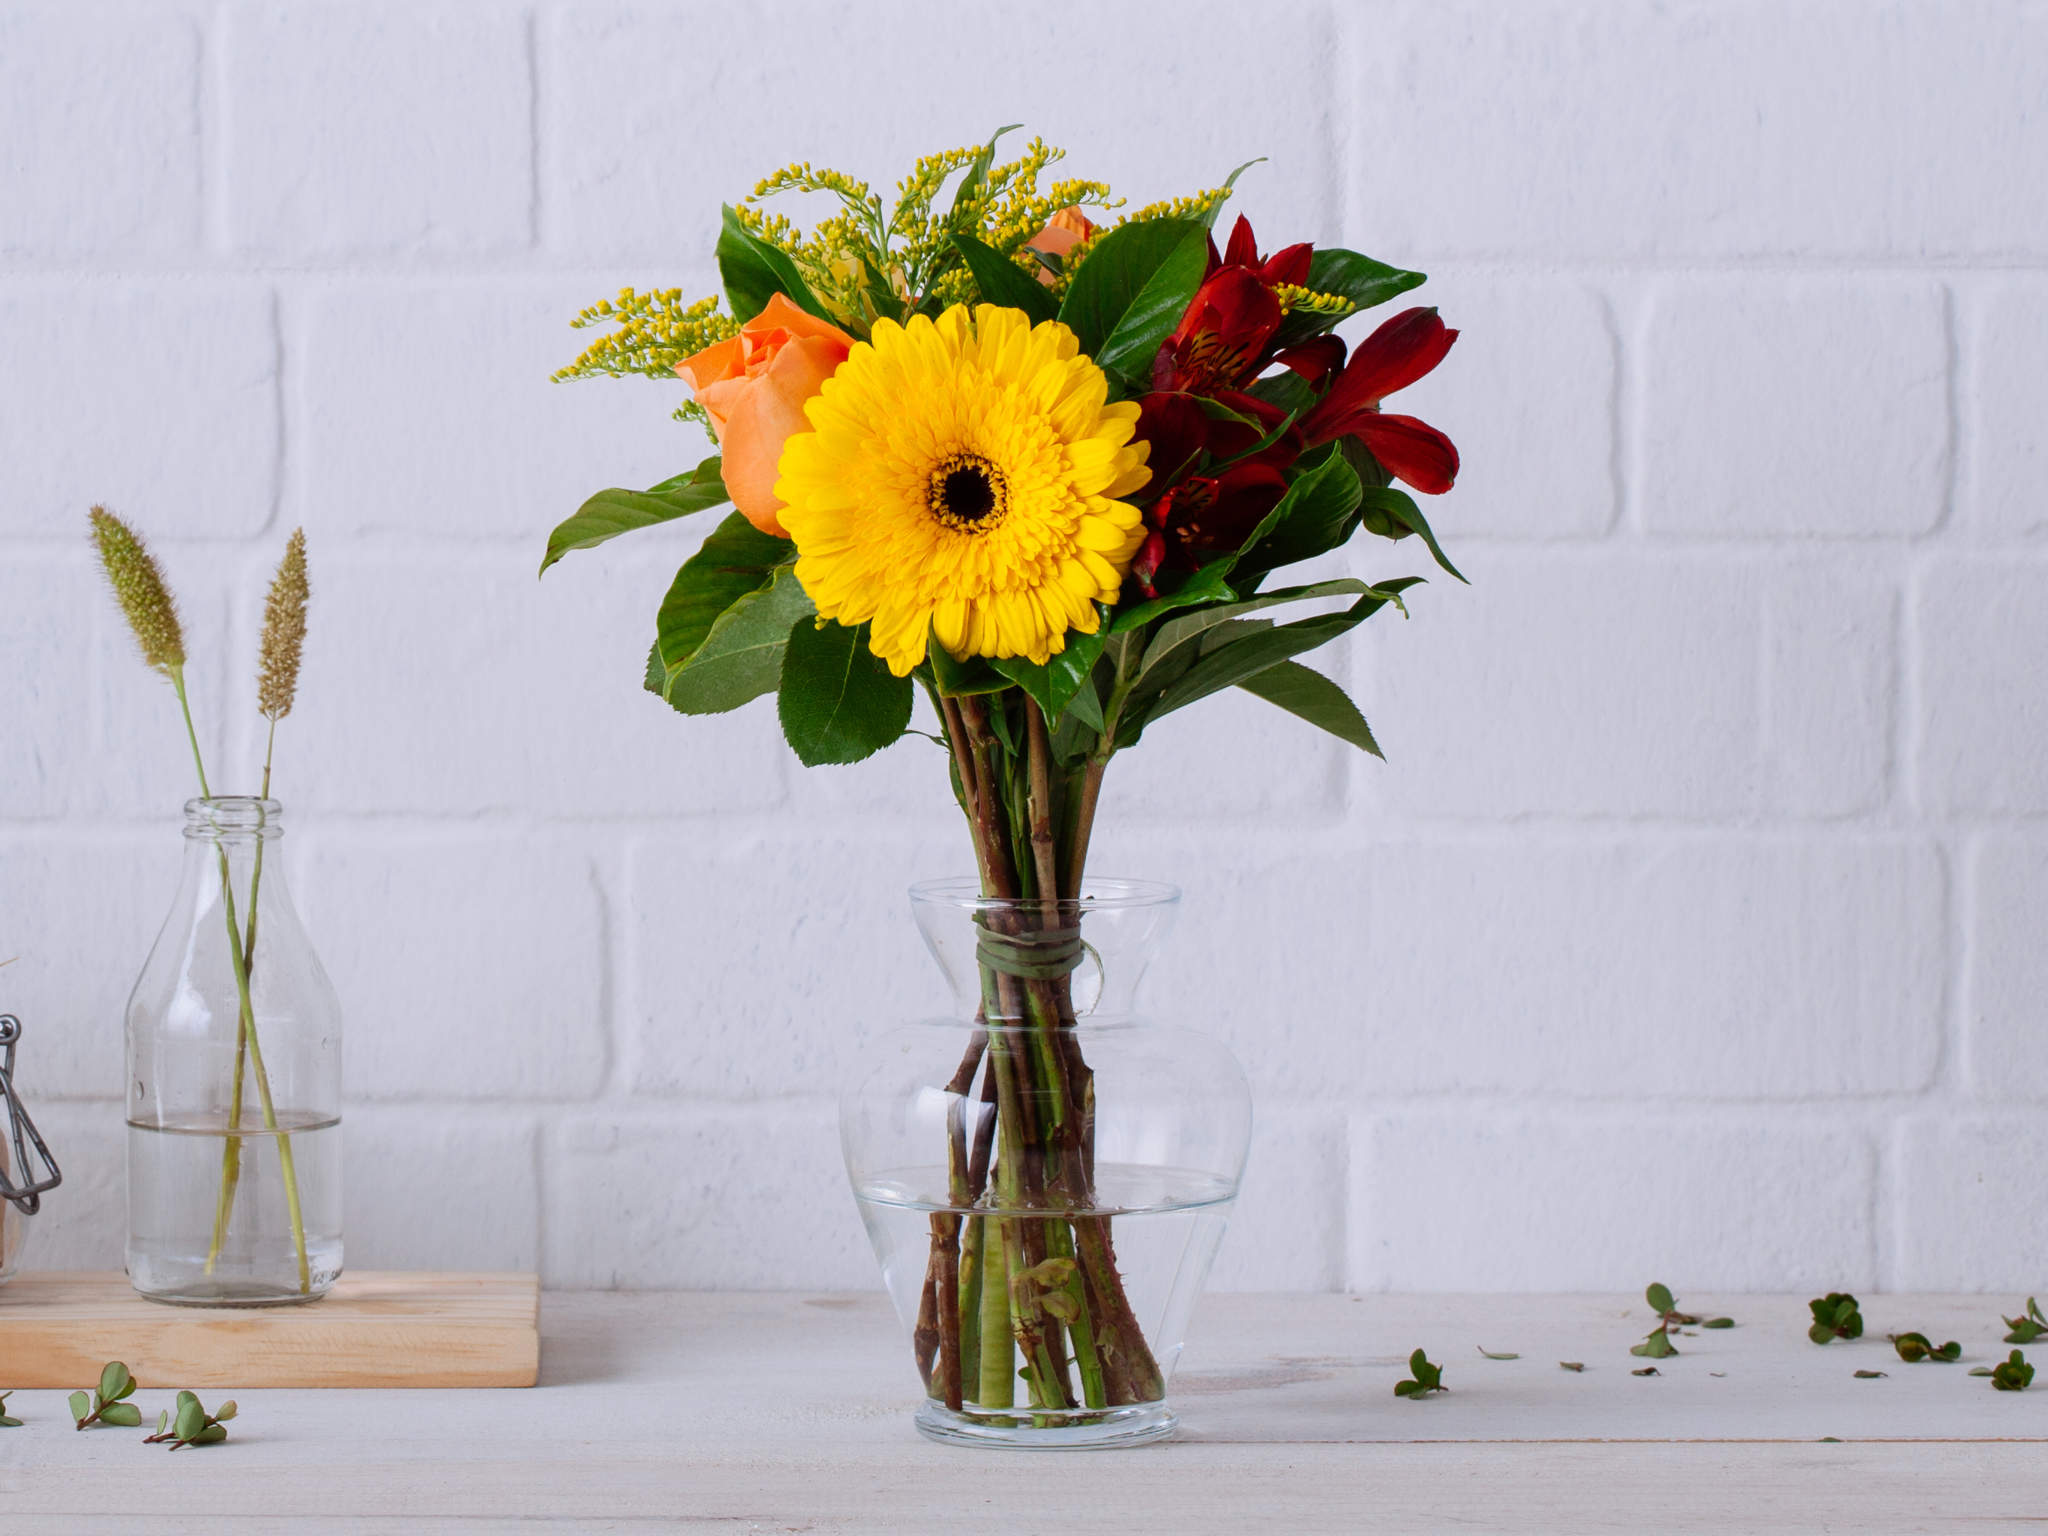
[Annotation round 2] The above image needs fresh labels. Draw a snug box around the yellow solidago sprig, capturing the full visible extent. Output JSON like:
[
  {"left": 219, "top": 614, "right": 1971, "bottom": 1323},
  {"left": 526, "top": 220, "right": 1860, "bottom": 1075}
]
[
  {"left": 775, "top": 304, "right": 1149, "bottom": 676},
  {"left": 554, "top": 288, "right": 738, "bottom": 429}
]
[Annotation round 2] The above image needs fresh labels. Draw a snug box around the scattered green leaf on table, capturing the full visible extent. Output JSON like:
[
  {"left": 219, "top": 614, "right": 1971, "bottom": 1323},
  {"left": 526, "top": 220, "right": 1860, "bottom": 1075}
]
[
  {"left": 1477, "top": 1347, "right": 1520, "bottom": 1361},
  {"left": 0, "top": 1390, "right": 20, "bottom": 1427},
  {"left": 1559, "top": 1361, "right": 1585, "bottom": 1372},
  {"left": 70, "top": 1361, "right": 140, "bottom": 1429},
  {"left": 2003, "top": 1298, "right": 2047, "bottom": 1345},
  {"left": 1992, "top": 1350, "right": 2036, "bottom": 1391},
  {"left": 1854, "top": 1370, "right": 1888, "bottom": 1379},
  {"left": 1890, "top": 1331, "right": 1962, "bottom": 1363},
  {"left": 144, "top": 1390, "right": 236, "bottom": 1449},
  {"left": 1970, "top": 1367, "right": 1996, "bottom": 1377},
  {"left": 1702, "top": 1317, "right": 1735, "bottom": 1329},
  {"left": 1633, "top": 1367, "right": 1660, "bottom": 1377},
  {"left": 1632, "top": 1327, "right": 1676, "bottom": 1359},
  {"left": 1808, "top": 1293, "right": 1864, "bottom": 1344},
  {"left": 1394, "top": 1348, "right": 1445, "bottom": 1398}
]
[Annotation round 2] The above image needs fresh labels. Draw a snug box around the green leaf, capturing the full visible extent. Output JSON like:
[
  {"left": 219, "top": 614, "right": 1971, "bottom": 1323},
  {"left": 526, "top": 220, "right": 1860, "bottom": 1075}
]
[
  {"left": 98, "top": 1403, "right": 142, "bottom": 1427},
  {"left": 1109, "top": 564, "right": 1239, "bottom": 634},
  {"left": 99, "top": 1361, "right": 131, "bottom": 1402},
  {"left": 1645, "top": 1283, "right": 1675, "bottom": 1316},
  {"left": 1204, "top": 159, "right": 1266, "bottom": 227},
  {"left": 1558, "top": 1361, "right": 1586, "bottom": 1372},
  {"left": 654, "top": 512, "right": 794, "bottom": 674},
  {"left": 1632, "top": 1366, "right": 1661, "bottom": 1377},
  {"left": 1854, "top": 1369, "right": 1888, "bottom": 1379},
  {"left": 927, "top": 641, "right": 1010, "bottom": 698},
  {"left": 777, "top": 619, "right": 915, "bottom": 766},
  {"left": 0, "top": 1417, "right": 21, "bottom": 1429},
  {"left": 946, "top": 124, "right": 1021, "bottom": 225},
  {"left": 717, "top": 204, "right": 831, "bottom": 324},
  {"left": 1139, "top": 578, "right": 1373, "bottom": 684},
  {"left": 174, "top": 1397, "right": 206, "bottom": 1441},
  {"left": 68, "top": 1390, "right": 90, "bottom": 1424},
  {"left": 1808, "top": 1322, "right": 1837, "bottom": 1345},
  {"left": 1477, "top": 1347, "right": 1520, "bottom": 1361},
  {"left": 192, "top": 1423, "right": 229, "bottom": 1445},
  {"left": 1088, "top": 223, "right": 1210, "bottom": 386},
  {"left": 991, "top": 624, "right": 1107, "bottom": 733},
  {"left": 1631, "top": 1330, "right": 1676, "bottom": 1359},
  {"left": 1355, "top": 485, "right": 1467, "bottom": 583},
  {"left": 1134, "top": 580, "right": 1421, "bottom": 737},
  {"left": 1970, "top": 1366, "right": 1996, "bottom": 1377},
  {"left": 950, "top": 231, "right": 1058, "bottom": 325},
  {"left": 540, "top": 458, "right": 730, "bottom": 576},
  {"left": 1236, "top": 452, "right": 1366, "bottom": 581},
  {"left": 662, "top": 564, "right": 815, "bottom": 716},
  {"left": 215, "top": 1401, "right": 238, "bottom": 1421},
  {"left": 1237, "top": 661, "right": 1381, "bottom": 756},
  {"left": 1392, "top": 1380, "right": 1420, "bottom": 1397},
  {"left": 1058, "top": 218, "right": 1206, "bottom": 360},
  {"left": 1702, "top": 1317, "right": 1736, "bottom": 1329},
  {"left": 1270, "top": 247, "right": 1428, "bottom": 354}
]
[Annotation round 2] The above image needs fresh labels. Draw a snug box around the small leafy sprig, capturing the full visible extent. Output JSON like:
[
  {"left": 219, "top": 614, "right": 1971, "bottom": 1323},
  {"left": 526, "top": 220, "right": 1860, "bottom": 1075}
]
[
  {"left": 1986, "top": 1350, "right": 2035, "bottom": 1391},
  {"left": 0, "top": 1390, "right": 21, "bottom": 1427},
  {"left": 1634, "top": 1283, "right": 1733, "bottom": 1359},
  {"left": 1890, "top": 1332, "right": 1962, "bottom": 1363},
  {"left": 1394, "top": 1348, "right": 1445, "bottom": 1398},
  {"left": 2002, "top": 1298, "right": 2046, "bottom": 1345},
  {"left": 70, "top": 1361, "right": 143, "bottom": 1429},
  {"left": 1808, "top": 1293, "right": 1864, "bottom": 1344},
  {"left": 144, "top": 1391, "right": 236, "bottom": 1449}
]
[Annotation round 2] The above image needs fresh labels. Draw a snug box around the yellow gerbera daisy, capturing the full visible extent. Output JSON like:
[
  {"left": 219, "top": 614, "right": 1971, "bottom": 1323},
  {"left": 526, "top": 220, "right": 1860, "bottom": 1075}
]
[{"left": 775, "top": 303, "right": 1150, "bottom": 677}]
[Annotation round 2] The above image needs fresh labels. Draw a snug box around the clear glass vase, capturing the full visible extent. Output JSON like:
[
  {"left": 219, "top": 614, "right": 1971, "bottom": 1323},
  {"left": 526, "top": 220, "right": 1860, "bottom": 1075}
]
[
  {"left": 125, "top": 797, "right": 343, "bottom": 1305},
  {"left": 842, "top": 878, "right": 1251, "bottom": 1448}
]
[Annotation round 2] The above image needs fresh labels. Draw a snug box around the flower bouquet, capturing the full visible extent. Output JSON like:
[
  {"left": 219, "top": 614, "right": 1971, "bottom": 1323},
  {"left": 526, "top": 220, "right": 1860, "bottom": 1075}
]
[{"left": 545, "top": 129, "right": 1460, "bottom": 1444}]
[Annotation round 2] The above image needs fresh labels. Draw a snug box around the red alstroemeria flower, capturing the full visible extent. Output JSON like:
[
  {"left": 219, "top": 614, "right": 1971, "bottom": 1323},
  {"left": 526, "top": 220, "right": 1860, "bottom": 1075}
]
[
  {"left": 1128, "top": 390, "right": 1297, "bottom": 596},
  {"left": 1299, "top": 306, "right": 1461, "bottom": 494},
  {"left": 1152, "top": 216, "right": 1326, "bottom": 395},
  {"left": 1131, "top": 461, "right": 1290, "bottom": 596}
]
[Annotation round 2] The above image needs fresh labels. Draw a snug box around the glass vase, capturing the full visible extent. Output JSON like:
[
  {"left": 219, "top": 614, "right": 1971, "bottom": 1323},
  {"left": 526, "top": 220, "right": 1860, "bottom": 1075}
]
[
  {"left": 842, "top": 878, "right": 1251, "bottom": 1449},
  {"left": 125, "top": 797, "right": 342, "bottom": 1305}
]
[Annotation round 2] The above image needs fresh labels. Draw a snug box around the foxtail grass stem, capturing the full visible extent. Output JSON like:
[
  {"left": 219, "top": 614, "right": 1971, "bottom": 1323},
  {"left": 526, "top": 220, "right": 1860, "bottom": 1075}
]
[
  {"left": 171, "top": 686, "right": 307, "bottom": 1294},
  {"left": 204, "top": 721, "right": 277, "bottom": 1278}
]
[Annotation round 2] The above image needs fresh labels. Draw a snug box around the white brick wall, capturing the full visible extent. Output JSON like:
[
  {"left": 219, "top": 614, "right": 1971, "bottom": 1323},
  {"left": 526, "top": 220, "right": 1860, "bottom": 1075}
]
[{"left": 1, "top": 0, "right": 2040, "bottom": 1295}]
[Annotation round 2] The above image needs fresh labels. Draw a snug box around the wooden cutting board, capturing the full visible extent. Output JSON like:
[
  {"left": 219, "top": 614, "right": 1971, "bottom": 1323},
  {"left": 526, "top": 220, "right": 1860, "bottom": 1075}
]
[{"left": 0, "top": 1271, "right": 539, "bottom": 1387}]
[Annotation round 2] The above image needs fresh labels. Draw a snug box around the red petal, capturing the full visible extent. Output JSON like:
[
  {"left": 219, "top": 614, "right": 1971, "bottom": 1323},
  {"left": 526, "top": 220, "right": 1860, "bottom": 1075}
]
[
  {"left": 1351, "top": 414, "right": 1460, "bottom": 495},
  {"left": 1315, "top": 308, "right": 1457, "bottom": 422},
  {"left": 1223, "top": 214, "right": 1260, "bottom": 270},
  {"left": 1262, "top": 242, "right": 1314, "bottom": 288},
  {"left": 1135, "top": 392, "right": 1212, "bottom": 484},
  {"left": 1273, "top": 335, "right": 1347, "bottom": 386}
]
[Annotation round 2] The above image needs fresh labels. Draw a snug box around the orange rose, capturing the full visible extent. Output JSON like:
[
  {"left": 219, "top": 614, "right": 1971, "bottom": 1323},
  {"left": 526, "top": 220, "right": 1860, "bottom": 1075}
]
[
  {"left": 676, "top": 293, "right": 854, "bottom": 537},
  {"left": 1022, "top": 206, "right": 1098, "bottom": 285}
]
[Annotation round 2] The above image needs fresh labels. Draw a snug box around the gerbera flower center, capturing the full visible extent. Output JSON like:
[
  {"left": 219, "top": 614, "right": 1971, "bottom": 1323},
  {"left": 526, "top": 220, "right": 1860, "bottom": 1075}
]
[{"left": 927, "top": 452, "right": 1009, "bottom": 532}]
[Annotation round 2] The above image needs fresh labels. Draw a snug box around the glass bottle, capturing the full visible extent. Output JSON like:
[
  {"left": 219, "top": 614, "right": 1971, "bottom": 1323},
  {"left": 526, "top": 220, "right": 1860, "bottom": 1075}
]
[{"left": 126, "top": 797, "right": 342, "bottom": 1304}]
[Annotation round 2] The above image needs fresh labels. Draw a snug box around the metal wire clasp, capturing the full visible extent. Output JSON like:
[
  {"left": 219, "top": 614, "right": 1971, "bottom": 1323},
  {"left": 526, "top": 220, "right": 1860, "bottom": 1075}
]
[{"left": 0, "top": 1015, "right": 61, "bottom": 1216}]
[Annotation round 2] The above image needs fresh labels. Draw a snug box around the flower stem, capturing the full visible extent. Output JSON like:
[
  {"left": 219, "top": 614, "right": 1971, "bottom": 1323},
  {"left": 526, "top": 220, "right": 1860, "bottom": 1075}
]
[
  {"left": 205, "top": 722, "right": 274, "bottom": 1274},
  {"left": 169, "top": 680, "right": 308, "bottom": 1295}
]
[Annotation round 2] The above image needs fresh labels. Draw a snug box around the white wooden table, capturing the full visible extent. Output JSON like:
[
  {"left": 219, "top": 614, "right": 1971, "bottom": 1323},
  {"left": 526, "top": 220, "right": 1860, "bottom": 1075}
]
[{"left": 4, "top": 1292, "right": 2045, "bottom": 1532}]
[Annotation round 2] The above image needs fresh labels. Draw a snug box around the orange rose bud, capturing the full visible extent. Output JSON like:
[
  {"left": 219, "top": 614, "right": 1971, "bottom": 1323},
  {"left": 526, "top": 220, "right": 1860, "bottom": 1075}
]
[
  {"left": 1022, "top": 206, "right": 1097, "bottom": 285},
  {"left": 675, "top": 292, "right": 854, "bottom": 537}
]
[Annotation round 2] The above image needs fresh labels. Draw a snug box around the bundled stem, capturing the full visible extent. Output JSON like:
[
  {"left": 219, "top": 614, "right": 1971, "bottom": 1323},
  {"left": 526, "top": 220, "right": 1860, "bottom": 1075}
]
[{"left": 916, "top": 688, "right": 1164, "bottom": 1421}]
